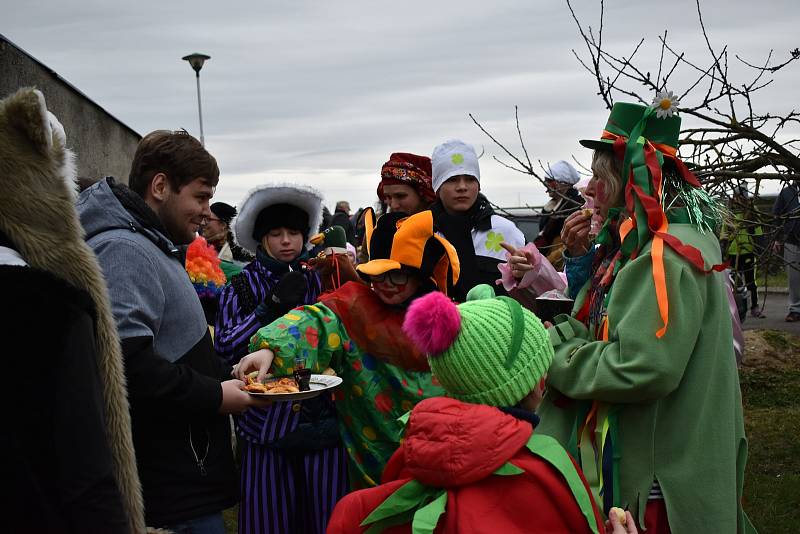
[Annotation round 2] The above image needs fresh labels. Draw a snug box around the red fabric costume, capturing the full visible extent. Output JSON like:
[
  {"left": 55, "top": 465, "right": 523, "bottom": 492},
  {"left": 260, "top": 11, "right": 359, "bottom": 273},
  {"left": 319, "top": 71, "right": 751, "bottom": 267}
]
[{"left": 328, "top": 397, "right": 604, "bottom": 534}]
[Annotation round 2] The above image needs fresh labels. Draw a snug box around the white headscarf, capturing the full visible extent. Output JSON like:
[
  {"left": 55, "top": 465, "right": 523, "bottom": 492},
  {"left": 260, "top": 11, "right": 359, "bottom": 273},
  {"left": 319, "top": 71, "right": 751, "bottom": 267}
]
[{"left": 546, "top": 160, "right": 580, "bottom": 185}]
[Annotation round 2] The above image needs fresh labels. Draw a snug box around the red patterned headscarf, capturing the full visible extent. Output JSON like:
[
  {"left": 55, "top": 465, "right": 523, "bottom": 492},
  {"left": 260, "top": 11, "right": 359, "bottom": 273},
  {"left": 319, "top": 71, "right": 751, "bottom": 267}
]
[{"left": 377, "top": 152, "right": 436, "bottom": 203}]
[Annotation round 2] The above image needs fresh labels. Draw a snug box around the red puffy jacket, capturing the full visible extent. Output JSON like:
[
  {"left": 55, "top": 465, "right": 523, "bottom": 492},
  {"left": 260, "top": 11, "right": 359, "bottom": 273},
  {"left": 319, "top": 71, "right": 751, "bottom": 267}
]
[{"left": 328, "top": 397, "right": 603, "bottom": 533}]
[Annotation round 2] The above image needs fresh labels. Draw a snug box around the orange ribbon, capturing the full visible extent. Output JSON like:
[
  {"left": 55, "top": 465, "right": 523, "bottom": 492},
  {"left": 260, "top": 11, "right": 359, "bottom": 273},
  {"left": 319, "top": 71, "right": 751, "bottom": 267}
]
[{"left": 601, "top": 130, "right": 677, "bottom": 157}]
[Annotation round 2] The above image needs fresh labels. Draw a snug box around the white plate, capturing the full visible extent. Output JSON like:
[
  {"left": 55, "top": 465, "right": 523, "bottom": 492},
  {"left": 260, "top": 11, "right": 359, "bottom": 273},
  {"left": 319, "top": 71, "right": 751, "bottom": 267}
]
[{"left": 246, "top": 374, "right": 343, "bottom": 401}]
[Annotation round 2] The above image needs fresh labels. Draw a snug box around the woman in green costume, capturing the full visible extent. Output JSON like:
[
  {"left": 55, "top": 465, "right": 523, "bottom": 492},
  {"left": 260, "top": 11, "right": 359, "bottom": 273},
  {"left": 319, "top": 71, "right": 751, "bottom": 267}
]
[
  {"left": 536, "top": 98, "right": 755, "bottom": 534},
  {"left": 234, "top": 209, "right": 460, "bottom": 489}
]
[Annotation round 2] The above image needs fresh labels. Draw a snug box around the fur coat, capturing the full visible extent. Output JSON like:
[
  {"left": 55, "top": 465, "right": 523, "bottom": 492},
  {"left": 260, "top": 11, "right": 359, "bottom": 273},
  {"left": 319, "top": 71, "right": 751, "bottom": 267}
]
[{"left": 0, "top": 87, "right": 148, "bottom": 533}]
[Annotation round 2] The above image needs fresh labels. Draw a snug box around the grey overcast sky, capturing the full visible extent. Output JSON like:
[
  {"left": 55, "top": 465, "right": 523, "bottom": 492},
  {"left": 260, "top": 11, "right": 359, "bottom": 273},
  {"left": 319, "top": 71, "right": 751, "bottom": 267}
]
[{"left": 3, "top": 0, "right": 798, "bottom": 210}]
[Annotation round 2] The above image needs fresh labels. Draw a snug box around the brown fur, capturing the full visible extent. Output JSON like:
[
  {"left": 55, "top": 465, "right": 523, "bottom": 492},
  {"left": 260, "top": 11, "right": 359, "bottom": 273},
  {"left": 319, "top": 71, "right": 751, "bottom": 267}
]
[{"left": 0, "top": 88, "right": 149, "bottom": 533}]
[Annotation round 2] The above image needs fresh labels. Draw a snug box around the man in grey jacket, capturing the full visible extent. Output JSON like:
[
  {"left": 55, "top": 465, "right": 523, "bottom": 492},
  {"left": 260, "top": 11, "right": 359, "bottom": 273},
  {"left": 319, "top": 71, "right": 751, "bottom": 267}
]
[{"left": 78, "top": 130, "right": 265, "bottom": 532}]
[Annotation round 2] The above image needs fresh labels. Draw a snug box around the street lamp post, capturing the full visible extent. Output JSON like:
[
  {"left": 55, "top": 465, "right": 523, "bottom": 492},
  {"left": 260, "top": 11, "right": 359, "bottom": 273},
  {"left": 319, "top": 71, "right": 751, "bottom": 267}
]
[{"left": 182, "top": 53, "right": 211, "bottom": 146}]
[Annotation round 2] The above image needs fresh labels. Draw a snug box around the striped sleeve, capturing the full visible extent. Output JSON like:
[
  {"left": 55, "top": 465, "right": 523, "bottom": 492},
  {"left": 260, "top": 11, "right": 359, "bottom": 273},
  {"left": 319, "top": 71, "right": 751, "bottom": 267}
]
[{"left": 214, "top": 269, "right": 269, "bottom": 365}]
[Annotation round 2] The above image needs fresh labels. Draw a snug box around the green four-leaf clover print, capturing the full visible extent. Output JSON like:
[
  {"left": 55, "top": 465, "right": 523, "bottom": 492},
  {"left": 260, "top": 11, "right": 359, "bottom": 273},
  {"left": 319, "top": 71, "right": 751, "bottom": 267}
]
[{"left": 486, "top": 231, "right": 505, "bottom": 252}]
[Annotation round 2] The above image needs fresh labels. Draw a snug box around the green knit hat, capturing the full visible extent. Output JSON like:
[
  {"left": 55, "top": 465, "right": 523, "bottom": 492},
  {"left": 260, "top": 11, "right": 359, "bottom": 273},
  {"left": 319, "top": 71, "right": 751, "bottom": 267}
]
[{"left": 402, "top": 284, "right": 553, "bottom": 407}]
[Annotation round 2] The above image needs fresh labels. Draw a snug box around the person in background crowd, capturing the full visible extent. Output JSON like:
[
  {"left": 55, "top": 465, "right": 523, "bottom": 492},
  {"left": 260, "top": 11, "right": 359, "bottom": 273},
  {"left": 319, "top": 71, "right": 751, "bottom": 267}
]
[
  {"left": 721, "top": 184, "right": 765, "bottom": 318},
  {"left": 351, "top": 207, "right": 368, "bottom": 247},
  {"left": 214, "top": 184, "right": 346, "bottom": 534},
  {"left": 321, "top": 205, "right": 333, "bottom": 231},
  {"left": 78, "top": 130, "right": 266, "bottom": 533},
  {"left": 327, "top": 284, "right": 607, "bottom": 534},
  {"left": 377, "top": 152, "right": 436, "bottom": 215},
  {"left": 346, "top": 241, "right": 358, "bottom": 265},
  {"left": 430, "top": 139, "right": 525, "bottom": 301},
  {"left": 1, "top": 87, "right": 144, "bottom": 534},
  {"left": 772, "top": 179, "right": 800, "bottom": 322},
  {"left": 203, "top": 202, "right": 254, "bottom": 265},
  {"left": 331, "top": 200, "right": 357, "bottom": 245},
  {"left": 234, "top": 210, "right": 459, "bottom": 490},
  {"left": 534, "top": 160, "right": 584, "bottom": 270},
  {"left": 539, "top": 101, "right": 752, "bottom": 533}
]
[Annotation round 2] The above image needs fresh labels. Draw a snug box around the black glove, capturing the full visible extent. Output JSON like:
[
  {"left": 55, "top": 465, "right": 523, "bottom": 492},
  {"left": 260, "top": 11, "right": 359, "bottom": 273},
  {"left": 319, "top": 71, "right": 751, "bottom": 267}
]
[{"left": 254, "top": 270, "right": 308, "bottom": 324}]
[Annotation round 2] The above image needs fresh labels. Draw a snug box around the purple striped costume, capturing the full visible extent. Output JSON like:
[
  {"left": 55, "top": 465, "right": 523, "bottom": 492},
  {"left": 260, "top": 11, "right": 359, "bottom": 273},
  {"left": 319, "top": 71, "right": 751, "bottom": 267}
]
[{"left": 215, "top": 257, "right": 347, "bottom": 534}]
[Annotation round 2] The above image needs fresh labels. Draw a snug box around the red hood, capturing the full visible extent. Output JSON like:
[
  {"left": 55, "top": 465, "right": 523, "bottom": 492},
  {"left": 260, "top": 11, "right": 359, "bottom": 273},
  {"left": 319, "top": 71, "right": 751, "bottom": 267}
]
[{"left": 401, "top": 397, "right": 533, "bottom": 487}]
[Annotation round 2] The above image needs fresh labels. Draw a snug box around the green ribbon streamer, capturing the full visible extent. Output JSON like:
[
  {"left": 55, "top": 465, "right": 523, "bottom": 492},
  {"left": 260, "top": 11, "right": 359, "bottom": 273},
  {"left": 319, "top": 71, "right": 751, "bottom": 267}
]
[{"left": 609, "top": 411, "right": 621, "bottom": 512}]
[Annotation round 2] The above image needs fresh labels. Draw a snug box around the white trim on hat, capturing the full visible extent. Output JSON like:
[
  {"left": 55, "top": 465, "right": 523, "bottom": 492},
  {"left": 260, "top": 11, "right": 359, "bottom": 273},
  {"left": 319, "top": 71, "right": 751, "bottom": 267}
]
[{"left": 233, "top": 183, "right": 324, "bottom": 255}]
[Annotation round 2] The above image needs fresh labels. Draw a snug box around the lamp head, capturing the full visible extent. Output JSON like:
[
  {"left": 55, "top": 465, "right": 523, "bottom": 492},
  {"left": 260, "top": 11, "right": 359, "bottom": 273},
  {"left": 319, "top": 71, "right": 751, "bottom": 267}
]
[{"left": 182, "top": 53, "right": 211, "bottom": 73}]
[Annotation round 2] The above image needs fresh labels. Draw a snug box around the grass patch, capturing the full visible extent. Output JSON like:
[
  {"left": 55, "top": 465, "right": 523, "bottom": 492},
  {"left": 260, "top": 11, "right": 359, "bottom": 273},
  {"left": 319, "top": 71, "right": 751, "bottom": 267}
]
[
  {"left": 761, "top": 330, "right": 800, "bottom": 352},
  {"left": 742, "top": 408, "right": 800, "bottom": 533},
  {"left": 763, "top": 269, "right": 788, "bottom": 289},
  {"left": 741, "top": 368, "right": 800, "bottom": 408},
  {"left": 740, "top": 330, "right": 800, "bottom": 533},
  {"left": 224, "top": 506, "right": 237, "bottom": 534}
]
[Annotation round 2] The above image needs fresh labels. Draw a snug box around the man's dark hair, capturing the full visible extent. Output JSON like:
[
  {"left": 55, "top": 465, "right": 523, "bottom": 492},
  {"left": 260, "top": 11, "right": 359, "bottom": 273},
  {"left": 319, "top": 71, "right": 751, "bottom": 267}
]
[{"left": 128, "top": 129, "right": 220, "bottom": 196}]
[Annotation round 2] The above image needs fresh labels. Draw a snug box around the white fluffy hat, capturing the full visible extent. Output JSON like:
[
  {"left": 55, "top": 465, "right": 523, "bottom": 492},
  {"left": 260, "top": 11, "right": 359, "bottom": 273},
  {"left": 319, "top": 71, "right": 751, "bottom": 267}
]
[
  {"left": 233, "top": 183, "right": 324, "bottom": 255},
  {"left": 546, "top": 160, "right": 580, "bottom": 185},
  {"left": 431, "top": 139, "right": 480, "bottom": 192}
]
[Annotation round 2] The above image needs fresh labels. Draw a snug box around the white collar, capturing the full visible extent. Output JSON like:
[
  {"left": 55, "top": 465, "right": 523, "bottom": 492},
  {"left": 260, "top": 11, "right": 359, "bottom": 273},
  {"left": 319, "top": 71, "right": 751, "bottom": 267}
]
[{"left": 0, "top": 246, "right": 28, "bottom": 267}]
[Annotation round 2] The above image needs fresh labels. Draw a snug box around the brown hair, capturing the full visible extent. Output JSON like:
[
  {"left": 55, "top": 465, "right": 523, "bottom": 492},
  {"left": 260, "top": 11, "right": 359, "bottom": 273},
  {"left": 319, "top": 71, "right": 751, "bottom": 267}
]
[
  {"left": 591, "top": 150, "right": 624, "bottom": 208},
  {"left": 128, "top": 129, "right": 219, "bottom": 196}
]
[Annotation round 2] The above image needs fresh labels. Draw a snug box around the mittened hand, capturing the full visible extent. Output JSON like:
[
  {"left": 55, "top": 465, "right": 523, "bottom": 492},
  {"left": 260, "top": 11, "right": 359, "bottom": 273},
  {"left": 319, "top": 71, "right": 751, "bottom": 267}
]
[
  {"left": 271, "top": 270, "right": 308, "bottom": 311},
  {"left": 255, "top": 270, "right": 308, "bottom": 324}
]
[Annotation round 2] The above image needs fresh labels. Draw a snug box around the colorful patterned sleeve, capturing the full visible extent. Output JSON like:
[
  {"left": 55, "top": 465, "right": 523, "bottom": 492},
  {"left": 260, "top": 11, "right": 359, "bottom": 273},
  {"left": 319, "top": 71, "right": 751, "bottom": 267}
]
[{"left": 248, "top": 303, "right": 349, "bottom": 376}]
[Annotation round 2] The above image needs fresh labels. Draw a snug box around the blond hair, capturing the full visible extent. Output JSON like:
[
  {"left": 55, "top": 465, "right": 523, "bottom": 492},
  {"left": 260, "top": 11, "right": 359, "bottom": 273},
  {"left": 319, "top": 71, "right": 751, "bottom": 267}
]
[{"left": 591, "top": 150, "right": 624, "bottom": 208}]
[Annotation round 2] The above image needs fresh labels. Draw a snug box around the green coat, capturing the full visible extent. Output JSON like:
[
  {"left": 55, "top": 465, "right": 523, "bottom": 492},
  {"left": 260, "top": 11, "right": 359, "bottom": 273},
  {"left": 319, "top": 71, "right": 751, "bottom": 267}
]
[{"left": 537, "top": 224, "right": 751, "bottom": 534}]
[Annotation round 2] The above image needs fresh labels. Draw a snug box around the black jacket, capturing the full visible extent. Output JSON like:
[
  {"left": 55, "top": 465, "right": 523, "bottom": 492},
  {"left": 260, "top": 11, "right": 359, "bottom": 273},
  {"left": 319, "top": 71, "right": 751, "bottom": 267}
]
[
  {"left": 431, "top": 194, "right": 508, "bottom": 302},
  {"left": 1, "top": 265, "right": 130, "bottom": 534},
  {"left": 773, "top": 183, "right": 800, "bottom": 245}
]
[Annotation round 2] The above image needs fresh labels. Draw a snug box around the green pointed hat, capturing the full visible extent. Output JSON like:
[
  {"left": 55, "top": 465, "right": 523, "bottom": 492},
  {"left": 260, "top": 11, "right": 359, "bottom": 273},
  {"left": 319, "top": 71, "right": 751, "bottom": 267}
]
[{"left": 580, "top": 102, "right": 682, "bottom": 152}]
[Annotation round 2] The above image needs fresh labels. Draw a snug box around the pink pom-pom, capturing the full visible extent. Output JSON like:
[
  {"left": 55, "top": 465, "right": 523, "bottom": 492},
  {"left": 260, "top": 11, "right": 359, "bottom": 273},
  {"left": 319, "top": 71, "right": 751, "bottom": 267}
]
[{"left": 402, "top": 291, "right": 461, "bottom": 355}]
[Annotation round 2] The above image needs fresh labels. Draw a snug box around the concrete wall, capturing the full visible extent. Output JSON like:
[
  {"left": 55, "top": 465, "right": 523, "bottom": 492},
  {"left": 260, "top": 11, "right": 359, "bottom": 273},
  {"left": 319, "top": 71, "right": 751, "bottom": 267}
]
[{"left": 0, "top": 35, "right": 140, "bottom": 185}]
